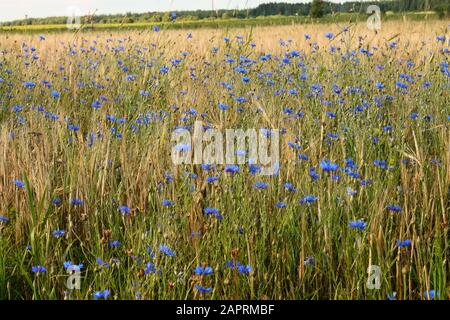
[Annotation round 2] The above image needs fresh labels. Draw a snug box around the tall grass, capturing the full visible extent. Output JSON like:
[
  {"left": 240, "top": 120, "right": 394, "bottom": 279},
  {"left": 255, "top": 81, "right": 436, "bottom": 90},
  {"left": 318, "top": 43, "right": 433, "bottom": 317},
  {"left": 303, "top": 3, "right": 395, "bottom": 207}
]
[{"left": 0, "top": 21, "right": 448, "bottom": 300}]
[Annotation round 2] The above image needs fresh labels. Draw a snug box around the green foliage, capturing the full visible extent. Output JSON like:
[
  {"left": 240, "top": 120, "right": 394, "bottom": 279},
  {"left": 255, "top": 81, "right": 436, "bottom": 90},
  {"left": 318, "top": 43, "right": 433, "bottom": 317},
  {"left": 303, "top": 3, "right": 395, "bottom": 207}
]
[{"left": 310, "top": 0, "right": 326, "bottom": 18}]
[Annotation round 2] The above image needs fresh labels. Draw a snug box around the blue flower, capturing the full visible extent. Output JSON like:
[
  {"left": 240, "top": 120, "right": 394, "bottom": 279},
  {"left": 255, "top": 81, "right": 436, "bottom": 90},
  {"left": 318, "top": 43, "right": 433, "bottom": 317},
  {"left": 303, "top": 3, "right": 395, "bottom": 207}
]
[
  {"left": 162, "top": 199, "right": 175, "bottom": 206},
  {"left": 194, "top": 285, "right": 212, "bottom": 293},
  {"left": 52, "top": 229, "right": 65, "bottom": 238},
  {"left": 70, "top": 199, "right": 84, "bottom": 206},
  {"left": 93, "top": 289, "right": 110, "bottom": 300},
  {"left": 237, "top": 264, "right": 252, "bottom": 274},
  {"left": 118, "top": 205, "right": 131, "bottom": 215},
  {"left": 320, "top": 160, "right": 338, "bottom": 172},
  {"left": 159, "top": 244, "right": 175, "bottom": 257},
  {"left": 24, "top": 81, "right": 36, "bottom": 89},
  {"left": 31, "top": 265, "right": 46, "bottom": 273},
  {"left": 218, "top": 103, "right": 229, "bottom": 111},
  {"left": 396, "top": 81, "right": 408, "bottom": 90},
  {"left": 204, "top": 207, "right": 220, "bottom": 215},
  {"left": 387, "top": 292, "right": 397, "bottom": 300},
  {"left": 304, "top": 256, "right": 315, "bottom": 266},
  {"left": 144, "top": 262, "right": 156, "bottom": 274},
  {"left": 96, "top": 258, "right": 110, "bottom": 267},
  {"left": 206, "top": 176, "right": 219, "bottom": 183},
  {"left": 396, "top": 239, "right": 411, "bottom": 248},
  {"left": 91, "top": 100, "right": 102, "bottom": 109},
  {"left": 194, "top": 266, "right": 214, "bottom": 276},
  {"left": 253, "top": 181, "right": 268, "bottom": 189},
  {"left": 325, "top": 32, "right": 334, "bottom": 39},
  {"left": 0, "top": 216, "right": 9, "bottom": 222},
  {"left": 348, "top": 220, "right": 367, "bottom": 231},
  {"left": 284, "top": 182, "right": 296, "bottom": 192},
  {"left": 300, "top": 195, "right": 317, "bottom": 204},
  {"left": 109, "top": 240, "right": 121, "bottom": 248},
  {"left": 276, "top": 201, "right": 287, "bottom": 209},
  {"left": 64, "top": 261, "right": 84, "bottom": 271},
  {"left": 68, "top": 124, "right": 80, "bottom": 131},
  {"left": 51, "top": 90, "right": 60, "bottom": 98},
  {"left": 423, "top": 290, "right": 438, "bottom": 299},
  {"left": 225, "top": 164, "right": 240, "bottom": 174},
  {"left": 14, "top": 179, "right": 25, "bottom": 189},
  {"left": 386, "top": 204, "right": 401, "bottom": 212},
  {"left": 153, "top": 25, "right": 160, "bottom": 32},
  {"left": 53, "top": 197, "right": 62, "bottom": 206}
]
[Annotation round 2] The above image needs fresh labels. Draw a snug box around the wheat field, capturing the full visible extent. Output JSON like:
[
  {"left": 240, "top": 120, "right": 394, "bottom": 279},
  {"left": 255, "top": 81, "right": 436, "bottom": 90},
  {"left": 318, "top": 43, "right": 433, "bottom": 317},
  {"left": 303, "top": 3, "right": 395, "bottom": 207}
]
[{"left": 0, "top": 20, "right": 449, "bottom": 300}]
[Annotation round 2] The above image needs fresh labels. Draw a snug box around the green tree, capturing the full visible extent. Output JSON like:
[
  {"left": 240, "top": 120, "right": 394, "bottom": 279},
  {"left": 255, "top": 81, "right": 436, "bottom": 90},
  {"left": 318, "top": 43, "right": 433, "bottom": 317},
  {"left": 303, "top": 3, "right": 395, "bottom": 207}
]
[{"left": 310, "top": 0, "right": 325, "bottom": 18}]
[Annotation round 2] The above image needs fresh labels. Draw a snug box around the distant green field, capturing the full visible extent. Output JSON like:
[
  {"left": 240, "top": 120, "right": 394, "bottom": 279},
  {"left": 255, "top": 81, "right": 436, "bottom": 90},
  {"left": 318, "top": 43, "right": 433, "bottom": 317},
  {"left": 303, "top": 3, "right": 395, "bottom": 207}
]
[{"left": 0, "top": 12, "right": 441, "bottom": 33}]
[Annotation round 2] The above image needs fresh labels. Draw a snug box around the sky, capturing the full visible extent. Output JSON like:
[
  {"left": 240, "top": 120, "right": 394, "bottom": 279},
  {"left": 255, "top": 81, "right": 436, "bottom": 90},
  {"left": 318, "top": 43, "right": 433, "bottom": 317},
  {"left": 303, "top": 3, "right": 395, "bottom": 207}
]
[{"left": 0, "top": 0, "right": 351, "bottom": 22}]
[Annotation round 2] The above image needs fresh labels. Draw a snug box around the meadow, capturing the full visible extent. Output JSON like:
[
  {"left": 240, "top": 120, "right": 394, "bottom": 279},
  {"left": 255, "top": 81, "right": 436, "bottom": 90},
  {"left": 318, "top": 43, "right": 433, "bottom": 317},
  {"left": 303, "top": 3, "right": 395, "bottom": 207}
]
[{"left": 0, "top": 20, "right": 449, "bottom": 300}]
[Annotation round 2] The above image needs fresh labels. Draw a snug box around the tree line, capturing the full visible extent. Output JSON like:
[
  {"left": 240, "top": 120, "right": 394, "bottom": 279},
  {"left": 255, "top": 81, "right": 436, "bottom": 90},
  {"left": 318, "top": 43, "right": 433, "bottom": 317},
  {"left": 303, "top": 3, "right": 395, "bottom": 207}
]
[{"left": 2, "top": 0, "right": 449, "bottom": 26}]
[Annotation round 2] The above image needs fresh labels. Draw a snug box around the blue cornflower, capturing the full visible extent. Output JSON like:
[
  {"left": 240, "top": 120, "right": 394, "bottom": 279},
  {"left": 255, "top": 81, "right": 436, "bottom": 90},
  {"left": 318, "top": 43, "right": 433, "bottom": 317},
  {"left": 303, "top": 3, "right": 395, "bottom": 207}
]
[
  {"left": 387, "top": 292, "right": 397, "bottom": 300},
  {"left": 218, "top": 103, "right": 229, "bottom": 111},
  {"left": 64, "top": 261, "right": 84, "bottom": 271},
  {"left": 300, "top": 195, "right": 317, "bottom": 204},
  {"left": 91, "top": 100, "right": 102, "bottom": 109},
  {"left": 68, "top": 124, "right": 80, "bottom": 131},
  {"left": 160, "top": 66, "right": 169, "bottom": 74},
  {"left": 52, "top": 229, "right": 65, "bottom": 238},
  {"left": 348, "top": 220, "right": 367, "bottom": 231},
  {"left": 204, "top": 207, "right": 220, "bottom": 215},
  {"left": 424, "top": 290, "right": 438, "bottom": 299},
  {"left": 309, "top": 168, "right": 320, "bottom": 180},
  {"left": 162, "top": 199, "right": 175, "bottom": 206},
  {"left": 31, "top": 266, "right": 46, "bottom": 273},
  {"left": 284, "top": 182, "right": 296, "bottom": 192},
  {"left": 201, "top": 164, "right": 212, "bottom": 170},
  {"left": 93, "top": 289, "right": 110, "bottom": 300},
  {"left": 225, "top": 164, "right": 240, "bottom": 174},
  {"left": 96, "top": 258, "right": 110, "bottom": 267},
  {"left": 396, "top": 239, "right": 411, "bottom": 248},
  {"left": 396, "top": 81, "right": 408, "bottom": 90},
  {"left": 304, "top": 256, "right": 315, "bottom": 266},
  {"left": 320, "top": 160, "right": 338, "bottom": 172},
  {"left": 51, "top": 90, "right": 60, "bottom": 98},
  {"left": 14, "top": 179, "right": 25, "bottom": 189},
  {"left": 237, "top": 264, "right": 252, "bottom": 274},
  {"left": 276, "top": 201, "right": 287, "bottom": 209},
  {"left": 144, "top": 262, "right": 156, "bottom": 274},
  {"left": 118, "top": 205, "right": 131, "bottom": 215},
  {"left": 376, "top": 82, "right": 385, "bottom": 90},
  {"left": 24, "top": 81, "right": 36, "bottom": 88},
  {"left": 159, "top": 244, "right": 175, "bottom": 257},
  {"left": 325, "top": 32, "right": 334, "bottom": 39},
  {"left": 70, "top": 199, "right": 84, "bottom": 206},
  {"left": 109, "top": 240, "right": 121, "bottom": 248},
  {"left": 253, "top": 181, "right": 268, "bottom": 189},
  {"left": 195, "top": 285, "right": 212, "bottom": 293},
  {"left": 194, "top": 266, "right": 214, "bottom": 276},
  {"left": 53, "top": 197, "right": 62, "bottom": 206},
  {"left": 386, "top": 204, "right": 402, "bottom": 212},
  {"left": 0, "top": 216, "right": 9, "bottom": 222},
  {"left": 206, "top": 176, "right": 219, "bottom": 183}
]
